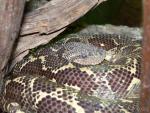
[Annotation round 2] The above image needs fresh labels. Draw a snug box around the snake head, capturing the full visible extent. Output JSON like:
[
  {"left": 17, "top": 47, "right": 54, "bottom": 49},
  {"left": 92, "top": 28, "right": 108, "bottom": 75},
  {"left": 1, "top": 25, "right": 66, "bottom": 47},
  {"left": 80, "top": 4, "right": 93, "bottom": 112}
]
[{"left": 63, "top": 42, "right": 106, "bottom": 65}]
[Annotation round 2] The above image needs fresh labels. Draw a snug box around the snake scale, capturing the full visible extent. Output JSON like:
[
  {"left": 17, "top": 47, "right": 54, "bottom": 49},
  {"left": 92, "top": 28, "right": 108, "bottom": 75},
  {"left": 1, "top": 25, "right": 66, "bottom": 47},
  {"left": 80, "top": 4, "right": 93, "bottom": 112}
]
[{"left": 0, "top": 33, "right": 141, "bottom": 113}]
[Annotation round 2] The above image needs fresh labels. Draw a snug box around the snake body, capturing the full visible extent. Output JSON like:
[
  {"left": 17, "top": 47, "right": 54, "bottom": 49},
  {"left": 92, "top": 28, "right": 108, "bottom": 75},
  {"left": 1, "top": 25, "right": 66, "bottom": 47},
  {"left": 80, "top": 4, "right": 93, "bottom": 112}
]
[{"left": 0, "top": 33, "right": 141, "bottom": 113}]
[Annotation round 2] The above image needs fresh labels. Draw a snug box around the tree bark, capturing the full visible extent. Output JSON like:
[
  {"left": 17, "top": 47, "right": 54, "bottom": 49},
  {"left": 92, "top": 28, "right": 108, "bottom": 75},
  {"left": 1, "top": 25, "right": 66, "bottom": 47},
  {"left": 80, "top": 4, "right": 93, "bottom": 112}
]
[
  {"left": 141, "top": 0, "right": 150, "bottom": 113},
  {"left": 0, "top": 0, "right": 25, "bottom": 79},
  {"left": 21, "top": 0, "right": 106, "bottom": 36}
]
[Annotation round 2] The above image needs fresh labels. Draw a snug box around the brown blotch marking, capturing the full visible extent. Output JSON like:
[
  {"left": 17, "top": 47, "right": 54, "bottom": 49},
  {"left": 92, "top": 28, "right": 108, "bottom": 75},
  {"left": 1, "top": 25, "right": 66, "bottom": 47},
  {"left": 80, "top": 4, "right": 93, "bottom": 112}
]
[
  {"left": 44, "top": 54, "right": 68, "bottom": 70},
  {"left": 107, "top": 69, "right": 132, "bottom": 93},
  {"left": 88, "top": 34, "right": 119, "bottom": 50},
  {"left": 13, "top": 59, "right": 43, "bottom": 76},
  {"left": 5, "top": 81, "right": 24, "bottom": 103},
  {"left": 107, "top": 62, "right": 139, "bottom": 96},
  {"left": 55, "top": 68, "right": 99, "bottom": 94},
  {"left": 32, "top": 78, "right": 56, "bottom": 94},
  {"left": 37, "top": 96, "right": 76, "bottom": 113}
]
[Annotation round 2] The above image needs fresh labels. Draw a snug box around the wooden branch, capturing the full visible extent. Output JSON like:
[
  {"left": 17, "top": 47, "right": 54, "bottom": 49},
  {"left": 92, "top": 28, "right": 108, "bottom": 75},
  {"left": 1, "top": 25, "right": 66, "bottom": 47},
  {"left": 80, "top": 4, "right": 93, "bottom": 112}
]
[
  {"left": 11, "top": 0, "right": 106, "bottom": 68},
  {"left": 141, "top": 0, "right": 150, "bottom": 112},
  {"left": 0, "top": 0, "right": 25, "bottom": 79},
  {"left": 21, "top": 0, "right": 106, "bottom": 35}
]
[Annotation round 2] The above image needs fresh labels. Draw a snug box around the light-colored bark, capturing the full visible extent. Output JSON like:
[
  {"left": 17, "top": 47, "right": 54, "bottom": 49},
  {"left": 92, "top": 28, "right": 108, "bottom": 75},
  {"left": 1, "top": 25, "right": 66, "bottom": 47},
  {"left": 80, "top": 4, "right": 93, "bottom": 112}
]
[{"left": 0, "top": 0, "right": 25, "bottom": 79}]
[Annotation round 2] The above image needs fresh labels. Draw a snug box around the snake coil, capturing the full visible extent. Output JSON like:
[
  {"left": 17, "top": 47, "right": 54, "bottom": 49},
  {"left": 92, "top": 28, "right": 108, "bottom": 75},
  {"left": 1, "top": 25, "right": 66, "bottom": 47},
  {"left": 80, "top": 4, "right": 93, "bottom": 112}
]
[{"left": 0, "top": 33, "right": 141, "bottom": 113}]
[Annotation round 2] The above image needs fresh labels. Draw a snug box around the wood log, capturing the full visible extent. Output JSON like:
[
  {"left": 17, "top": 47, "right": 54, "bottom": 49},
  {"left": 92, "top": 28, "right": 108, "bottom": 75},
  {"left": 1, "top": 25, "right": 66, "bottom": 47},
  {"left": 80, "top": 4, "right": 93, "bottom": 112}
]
[
  {"left": 10, "top": 0, "right": 106, "bottom": 69},
  {"left": 141, "top": 0, "right": 150, "bottom": 112},
  {"left": 21, "top": 0, "right": 106, "bottom": 35},
  {"left": 0, "top": 0, "right": 25, "bottom": 79}
]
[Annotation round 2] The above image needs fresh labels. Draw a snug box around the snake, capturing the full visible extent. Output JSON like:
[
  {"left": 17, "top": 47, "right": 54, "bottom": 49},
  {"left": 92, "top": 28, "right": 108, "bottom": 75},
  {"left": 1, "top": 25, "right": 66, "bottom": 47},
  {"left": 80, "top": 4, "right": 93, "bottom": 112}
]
[{"left": 0, "top": 33, "right": 141, "bottom": 113}]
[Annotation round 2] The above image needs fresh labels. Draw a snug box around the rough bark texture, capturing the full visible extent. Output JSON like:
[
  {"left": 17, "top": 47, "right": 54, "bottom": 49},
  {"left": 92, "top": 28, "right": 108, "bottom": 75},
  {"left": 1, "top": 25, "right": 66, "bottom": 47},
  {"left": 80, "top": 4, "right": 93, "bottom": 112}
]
[
  {"left": 141, "top": 0, "right": 150, "bottom": 113},
  {"left": 10, "top": 0, "right": 106, "bottom": 69},
  {"left": 21, "top": 0, "right": 105, "bottom": 35},
  {"left": 0, "top": 0, "right": 25, "bottom": 79}
]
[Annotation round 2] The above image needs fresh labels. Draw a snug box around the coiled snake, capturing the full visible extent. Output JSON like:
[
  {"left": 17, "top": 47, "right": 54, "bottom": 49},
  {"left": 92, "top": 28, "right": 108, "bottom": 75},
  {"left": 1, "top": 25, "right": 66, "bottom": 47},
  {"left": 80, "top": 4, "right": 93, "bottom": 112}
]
[{"left": 0, "top": 33, "right": 141, "bottom": 113}]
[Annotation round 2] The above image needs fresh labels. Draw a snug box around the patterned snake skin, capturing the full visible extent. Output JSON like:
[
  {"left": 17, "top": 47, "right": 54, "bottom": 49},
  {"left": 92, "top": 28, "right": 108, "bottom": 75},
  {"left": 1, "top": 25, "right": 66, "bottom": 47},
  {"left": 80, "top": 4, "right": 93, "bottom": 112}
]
[{"left": 0, "top": 33, "right": 141, "bottom": 113}]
